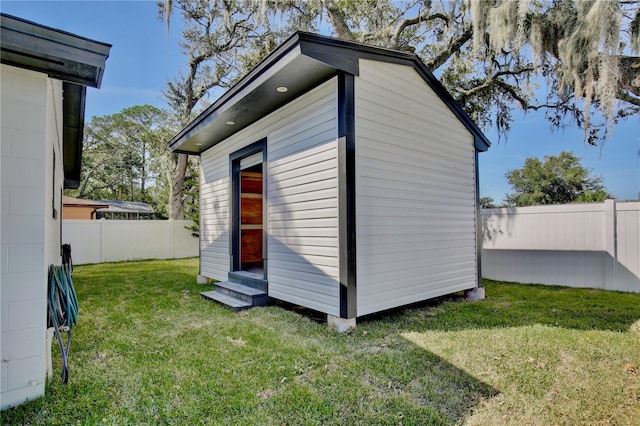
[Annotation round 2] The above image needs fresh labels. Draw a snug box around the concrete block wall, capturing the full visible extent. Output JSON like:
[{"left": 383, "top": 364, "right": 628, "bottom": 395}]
[{"left": 1, "top": 64, "right": 62, "bottom": 409}]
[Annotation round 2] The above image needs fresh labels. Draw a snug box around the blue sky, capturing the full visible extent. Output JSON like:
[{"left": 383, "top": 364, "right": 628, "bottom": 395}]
[{"left": 2, "top": 0, "right": 638, "bottom": 202}]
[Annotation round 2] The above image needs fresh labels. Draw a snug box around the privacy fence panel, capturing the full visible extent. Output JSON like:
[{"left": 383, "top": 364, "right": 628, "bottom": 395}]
[
  {"left": 616, "top": 202, "right": 640, "bottom": 292},
  {"left": 62, "top": 220, "right": 199, "bottom": 265},
  {"left": 481, "top": 201, "right": 639, "bottom": 292}
]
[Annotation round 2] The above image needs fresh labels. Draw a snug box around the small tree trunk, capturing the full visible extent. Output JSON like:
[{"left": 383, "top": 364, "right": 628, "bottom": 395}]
[
  {"left": 141, "top": 141, "right": 147, "bottom": 199},
  {"left": 169, "top": 153, "right": 189, "bottom": 219},
  {"left": 78, "top": 169, "right": 93, "bottom": 198},
  {"left": 130, "top": 165, "right": 135, "bottom": 201}
]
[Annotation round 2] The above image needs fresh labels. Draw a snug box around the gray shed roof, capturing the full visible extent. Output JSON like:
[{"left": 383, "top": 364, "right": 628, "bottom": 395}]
[
  {"left": 168, "top": 32, "right": 490, "bottom": 155},
  {"left": 96, "top": 200, "right": 155, "bottom": 215},
  {"left": 0, "top": 13, "right": 111, "bottom": 189}
]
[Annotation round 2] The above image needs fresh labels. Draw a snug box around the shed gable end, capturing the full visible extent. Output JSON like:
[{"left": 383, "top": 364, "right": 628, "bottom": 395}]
[{"left": 354, "top": 60, "right": 479, "bottom": 316}]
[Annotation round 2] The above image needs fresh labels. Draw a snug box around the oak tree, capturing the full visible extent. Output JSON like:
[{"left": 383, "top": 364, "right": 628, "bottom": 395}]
[
  {"left": 161, "top": 0, "right": 638, "bottom": 215},
  {"left": 504, "top": 151, "right": 611, "bottom": 206},
  {"left": 70, "top": 105, "right": 176, "bottom": 217}
]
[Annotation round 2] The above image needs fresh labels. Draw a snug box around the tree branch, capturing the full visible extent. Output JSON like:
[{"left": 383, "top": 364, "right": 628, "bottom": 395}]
[
  {"left": 320, "top": 0, "right": 355, "bottom": 41},
  {"left": 618, "top": 55, "right": 640, "bottom": 97},
  {"left": 391, "top": 6, "right": 449, "bottom": 48},
  {"left": 457, "top": 75, "right": 567, "bottom": 113},
  {"left": 424, "top": 25, "right": 473, "bottom": 71},
  {"left": 493, "top": 79, "right": 529, "bottom": 109},
  {"left": 455, "top": 65, "right": 535, "bottom": 100},
  {"left": 617, "top": 89, "right": 640, "bottom": 106}
]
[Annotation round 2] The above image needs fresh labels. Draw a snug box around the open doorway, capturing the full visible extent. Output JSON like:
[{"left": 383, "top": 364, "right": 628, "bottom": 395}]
[
  {"left": 230, "top": 140, "right": 266, "bottom": 278},
  {"left": 239, "top": 163, "right": 263, "bottom": 273}
]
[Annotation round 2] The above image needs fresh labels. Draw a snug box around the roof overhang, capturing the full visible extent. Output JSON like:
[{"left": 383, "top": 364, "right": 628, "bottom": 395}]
[
  {"left": 168, "top": 32, "right": 490, "bottom": 155},
  {"left": 62, "top": 82, "right": 87, "bottom": 188},
  {"left": 0, "top": 13, "right": 111, "bottom": 88},
  {"left": 62, "top": 196, "right": 109, "bottom": 209},
  {"left": 0, "top": 13, "right": 111, "bottom": 188}
]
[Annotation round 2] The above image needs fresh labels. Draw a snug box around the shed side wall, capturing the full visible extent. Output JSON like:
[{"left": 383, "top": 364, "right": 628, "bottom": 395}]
[
  {"left": 354, "top": 60, "right": 478, "bottom": 316},
  {"left": 200, "top": 78, "right": 340, "bottom": 315}
]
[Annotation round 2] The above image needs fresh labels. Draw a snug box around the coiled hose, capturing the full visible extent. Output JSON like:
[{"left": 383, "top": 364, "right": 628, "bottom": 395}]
[{"left": 47, "top": 263, "right": 78, "bottom": 383}]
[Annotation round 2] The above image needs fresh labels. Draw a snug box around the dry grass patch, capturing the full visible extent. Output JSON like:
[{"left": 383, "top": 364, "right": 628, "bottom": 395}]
[{"left": 404, "top": 325, "right": 640, "bottom": 425}]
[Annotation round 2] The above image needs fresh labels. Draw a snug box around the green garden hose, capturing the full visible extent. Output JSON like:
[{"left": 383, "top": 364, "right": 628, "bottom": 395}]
[{"left": 48, "top": 264, "right": 78, "bottom": 383}]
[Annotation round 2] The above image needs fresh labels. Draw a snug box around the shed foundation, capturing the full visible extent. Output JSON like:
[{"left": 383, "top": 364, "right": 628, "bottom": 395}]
[
  {"left": 465, "top": 287, "right": 485, "bottom": 301},
  {"left": 327, "top": 315, "right": 356, "bottom": 332}
]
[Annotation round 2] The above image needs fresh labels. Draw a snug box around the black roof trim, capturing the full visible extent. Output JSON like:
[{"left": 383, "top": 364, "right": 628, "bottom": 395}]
[
  {"left": 168, "top": 31, "right": 490, "bottom": 154},
  {"left": 0, "top": 13, "right": 111, "bottom": 88}
]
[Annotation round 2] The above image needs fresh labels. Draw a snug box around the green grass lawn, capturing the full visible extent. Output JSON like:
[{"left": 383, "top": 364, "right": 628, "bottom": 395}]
[{"left": 2, "top": 258, "right": 639, "bottom": 425}]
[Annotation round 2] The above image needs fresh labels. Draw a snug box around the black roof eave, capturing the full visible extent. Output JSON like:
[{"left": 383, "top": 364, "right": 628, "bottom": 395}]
[
  {"left": 168, "top": 32, "right": 490, "bottom": 155},
  {"left": 62, "top": 83, "right": 86, "bottom": 189},
  {"left": 0, "top": 13, "right": 111, "bottom": 88}
]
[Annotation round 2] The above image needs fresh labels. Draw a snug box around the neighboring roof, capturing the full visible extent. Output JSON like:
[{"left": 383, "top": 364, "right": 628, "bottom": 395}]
[
  {"left": 0, "top": 13, "right": 111, "bottom": 189},
  {"left": 62, "top": 196, "right": 109, "bottom": 209},
  {"left": 168, "top": 32, "right": 491, "bottom": 155},
  {"left": 95, "top": 200, "right": 155, "bottom": 215}
]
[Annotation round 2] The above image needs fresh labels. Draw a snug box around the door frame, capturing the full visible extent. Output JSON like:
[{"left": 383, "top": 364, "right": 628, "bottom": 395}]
[{"left": 229, "top": 138, "right": 267, "bottom": 278}]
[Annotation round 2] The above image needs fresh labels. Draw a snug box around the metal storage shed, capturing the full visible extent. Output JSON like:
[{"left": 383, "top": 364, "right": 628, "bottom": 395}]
[{"left": 168, "top": 32, "right": 490, "bottom": 327}]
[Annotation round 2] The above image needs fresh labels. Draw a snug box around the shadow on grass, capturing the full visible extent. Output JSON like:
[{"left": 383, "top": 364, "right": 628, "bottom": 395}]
[{"left": 278, "top": 279, "right": 640, "bottom": 424}]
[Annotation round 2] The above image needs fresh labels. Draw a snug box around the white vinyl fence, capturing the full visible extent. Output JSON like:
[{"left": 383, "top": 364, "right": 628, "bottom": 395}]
[
  {"left": 63, "top": 219, "right": 199, "bottom": 265},
  {"left": 481, "top": 200, "right": 639, "bottom": 292}
]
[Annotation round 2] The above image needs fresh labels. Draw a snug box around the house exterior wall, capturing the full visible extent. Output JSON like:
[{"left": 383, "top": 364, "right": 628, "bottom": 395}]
[
  {"left": 200, "top": 78, "right": 340, "bottom": 315},
  {"left": 44, "top": 79, "right": 65, "bottom": 273},
  {"left": 354, "top": 60, "right": 478, "bottom": 316},
  {"left": 1, "top": 65, "right": 63, "bottom": 409}
]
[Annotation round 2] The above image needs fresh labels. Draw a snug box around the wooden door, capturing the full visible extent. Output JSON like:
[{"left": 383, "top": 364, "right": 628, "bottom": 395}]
[{"left": 240, "top": 166, "right": 263, "bottom": 269}]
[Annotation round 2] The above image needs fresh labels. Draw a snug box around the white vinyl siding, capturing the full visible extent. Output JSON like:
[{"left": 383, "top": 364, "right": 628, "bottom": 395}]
[
  {"left": 200, "top": 78, "right": 340, "bottom": 315},
  {"left": 355, "top": 60, "right": 478, "bottom": 316},
  {"left": 268, "top": 142, "right": 339, "bottom": 315},
  {"left": 199, "top": 151, "right": 232, "bottom": 281}
]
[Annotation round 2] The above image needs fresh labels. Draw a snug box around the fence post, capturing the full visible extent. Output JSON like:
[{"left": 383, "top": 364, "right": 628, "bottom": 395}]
[
  {"left": 168, "top": 219, "right": 174, "bottom": 259},
  {"left": 99, "top": 218, "right": 105, "bottom": 263},
  {"left": 604, "top": 199, "right": 617, "bottom": 290}
]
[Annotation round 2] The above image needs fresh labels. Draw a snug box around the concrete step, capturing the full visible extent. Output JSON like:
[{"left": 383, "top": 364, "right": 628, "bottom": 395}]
[
  {"left": 214, "top": 281, "right": 268, "bottom": 306},
  {"left": 200, "top": 289, "right": 252, "bottom": 312},
  {"left": 228, "top": 271, "right": 268, "bottom": 292}
]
